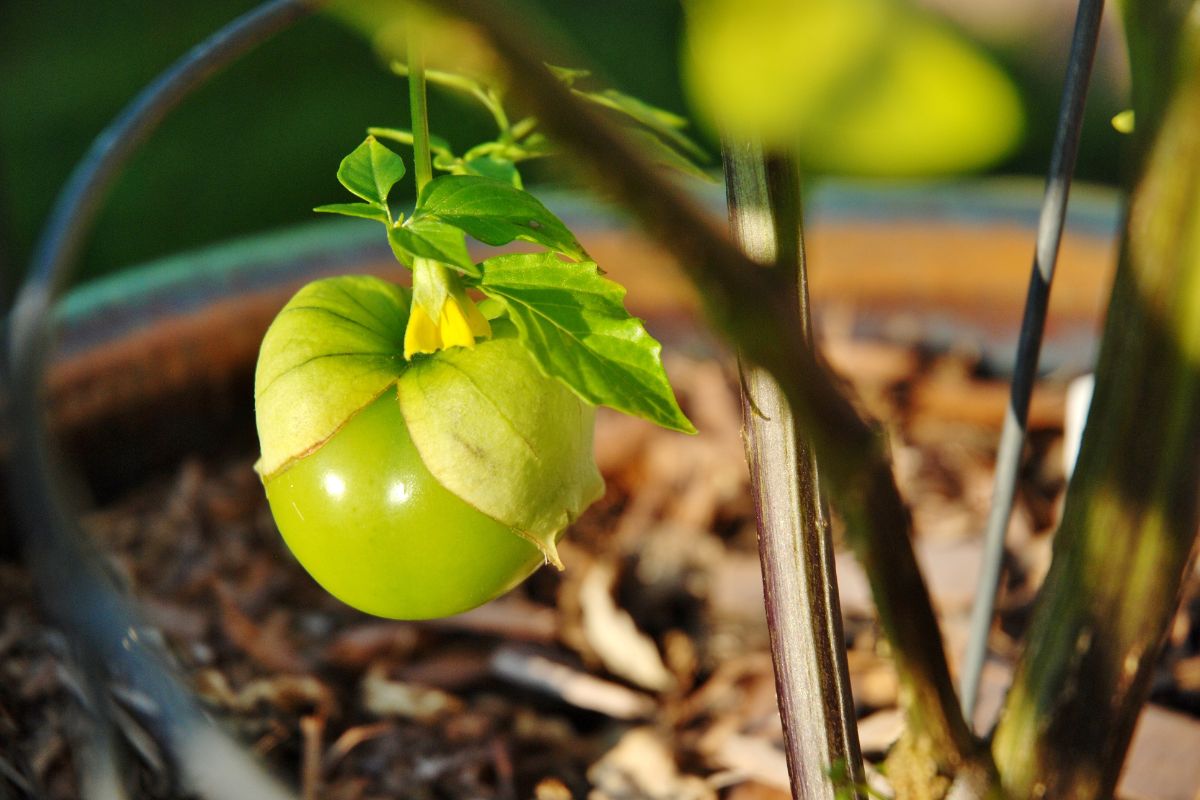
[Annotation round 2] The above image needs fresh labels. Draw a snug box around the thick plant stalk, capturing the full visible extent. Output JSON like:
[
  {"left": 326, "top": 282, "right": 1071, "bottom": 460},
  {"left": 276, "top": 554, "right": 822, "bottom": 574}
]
[
  {"left": 992, "top": 3, "right": 1200, "bottom": 797},
  {"left": 428, "top": 0, "right": 989, "bottom": 780},
  {"left": 724, "top": 141, "right": 864, "bottom": 799}
]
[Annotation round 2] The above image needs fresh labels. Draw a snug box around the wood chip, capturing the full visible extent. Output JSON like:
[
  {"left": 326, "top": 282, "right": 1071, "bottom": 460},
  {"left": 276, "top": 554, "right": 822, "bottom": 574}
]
[
  {"left": 858, "top": 708, "right": 905, "bottom": 755},
  {"left": 489, "top": 646, "right": 656, "bottom": 720},
  {"left": 579, "top": 562, "right": 674, "bottom": 692},
  {"left": 588, "top": 726, "right": 715, "bottom": 800},
  {"left": 361, "top": 664, "right": 462, "bottom": 722},
  {"left": 424, "top": 596, "right": 560, "bottom": 643},
  {"left": 322, "top": 623, "right": 419, "bottom": 668},
  {"left": 535, "top": 777, "right": 574, "bottom": 800},
  {"left": 698, "top": 730, "right": 789, "bottom": 793},
  {"left": 213, "top": 581, "right": 307, "bottom": 674}
]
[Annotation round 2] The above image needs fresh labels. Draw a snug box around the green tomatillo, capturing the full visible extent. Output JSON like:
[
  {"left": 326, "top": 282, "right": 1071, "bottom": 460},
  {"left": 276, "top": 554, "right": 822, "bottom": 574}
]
[
  {"left": 255, "top": 275, "right": 604, "bottom": 619},
  {"left": 257, "top": 87, "right": 697, "bottom": 619}
]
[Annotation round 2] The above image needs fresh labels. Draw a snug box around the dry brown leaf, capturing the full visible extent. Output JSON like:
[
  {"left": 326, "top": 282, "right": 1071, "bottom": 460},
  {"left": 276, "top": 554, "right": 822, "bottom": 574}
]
[
  {"left": 588, "top": 726, "right": 714, "bottom": 800},
  {"left": 579, "top": 561, "right": 674, "bottom": 692},
  {"left": 490, "top": 645, "right": 656, "bottom": 720},
  {"left": 361, "top": 663, "right": 463, "bottom": 722}
]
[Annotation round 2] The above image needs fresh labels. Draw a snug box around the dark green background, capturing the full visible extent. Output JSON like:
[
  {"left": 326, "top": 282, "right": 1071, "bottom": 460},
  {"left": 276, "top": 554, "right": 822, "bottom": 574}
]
[{"left": 0, "top": 1, "right": 1126, "bottom": 297}]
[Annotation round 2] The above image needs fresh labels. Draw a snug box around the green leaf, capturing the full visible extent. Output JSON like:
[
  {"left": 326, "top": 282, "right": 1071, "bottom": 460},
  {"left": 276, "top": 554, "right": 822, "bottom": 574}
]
[
  {"left": 337, "top": 136, "right": 407, "bottom": 206},
  {"left": 388, "top": 218, "right": 479, "bottom": 276},
  {"left": 414, "top": 175, "right": 587, "bottom": 260},
  {"left": 398, "top": 325, "right": 605, "bottom": 567},
  {"left": 573, "top": 87, "right": 710, "bottom": 163},
  {"left": 623, "top": 127, "right": 713, "bottom": 182},
  {"left": 463, "top": 155, "right": 522, "bottom": 188},
  {"left": 683, "top": 0, "right": 1023, "bottom": 175},
  {"left": 314, "top": 202, "right": 391, "bottom": 223},
  {"left": 545, "top": 63, "right": 592, "bottom": 86},
  {"left": 369, "top": 126, "right": 456, "bottom": 161},
  {"left": 255, "top": 275, "right": 410, "bottom": 477},
  {"left": 476, "top": 253, "right": 695, "bottom": 433}
]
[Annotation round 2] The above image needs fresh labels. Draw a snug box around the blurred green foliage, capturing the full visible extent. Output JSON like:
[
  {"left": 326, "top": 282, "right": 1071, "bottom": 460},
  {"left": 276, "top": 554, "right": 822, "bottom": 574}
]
[
  {"left": 1, "top": 0, "right": 1124, "bottom": 290},
  {"left": 684, "top": 0, "right": 1024, "bottom": 175},
  {"left": 0, "top": 0, "right": 688, "bottom": 288}
]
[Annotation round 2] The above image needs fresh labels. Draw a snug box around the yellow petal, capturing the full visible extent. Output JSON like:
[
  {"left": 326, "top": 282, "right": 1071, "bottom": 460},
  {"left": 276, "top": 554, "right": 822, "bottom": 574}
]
[
  {"left": 404, "top": 303, "right": 441, "bottom": 359},
  {"left": 439, "top": 296, "right": 479, "bottom": 350},
  {"left": 462, "top": 295, "right": 493, "bottom": 339}
]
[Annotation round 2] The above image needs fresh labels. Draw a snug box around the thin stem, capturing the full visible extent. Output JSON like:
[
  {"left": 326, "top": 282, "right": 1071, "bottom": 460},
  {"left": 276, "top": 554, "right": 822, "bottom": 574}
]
[
  {"left": 960, "top": 0, "right": 1105, "bottom": 726},
  {"left": 992, "top": 3, "right": 1200, "bottom": 795},
  {"left": 392, "top": 62, "right": 511, "bottom": 137},
  {"left": 407, "top": 25, "right": 433, "bottom": 194},
  {"left": 429, "top": 0, "right": 989, "bottom": 777},
  {"left": 485, "top": 88, "right": 513, "bottom": 142},
  {"left": 724, "top": 140, "right": 864, "bottom": 800}
]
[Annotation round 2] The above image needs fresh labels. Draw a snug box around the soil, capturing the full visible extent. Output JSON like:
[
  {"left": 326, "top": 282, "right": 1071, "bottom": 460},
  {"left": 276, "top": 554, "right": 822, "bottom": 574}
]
[{"left": 2, "top": 333, "right": 1198, "bottom": 800}]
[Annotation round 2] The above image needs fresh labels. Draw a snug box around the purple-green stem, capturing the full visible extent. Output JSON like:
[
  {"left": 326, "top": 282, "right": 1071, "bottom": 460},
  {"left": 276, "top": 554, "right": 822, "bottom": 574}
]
[
  {"left": 723, "top": 141, "right": 864, "bottom": 799},
  {"left": 424, "top": 0, "right": 992, "bottom": 785}
]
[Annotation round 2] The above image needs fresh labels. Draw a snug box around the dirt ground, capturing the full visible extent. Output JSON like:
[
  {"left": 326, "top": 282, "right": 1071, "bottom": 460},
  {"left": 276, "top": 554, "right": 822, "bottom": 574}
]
[{"left": 2, "top": 328, "right": 1198, "bottom": 800}]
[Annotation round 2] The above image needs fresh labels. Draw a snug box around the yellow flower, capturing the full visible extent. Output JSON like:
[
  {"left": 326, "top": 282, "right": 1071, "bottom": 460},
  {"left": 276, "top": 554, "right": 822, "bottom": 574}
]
[{"left": 404, "top": 289, "right": 492, "bottom": 359}]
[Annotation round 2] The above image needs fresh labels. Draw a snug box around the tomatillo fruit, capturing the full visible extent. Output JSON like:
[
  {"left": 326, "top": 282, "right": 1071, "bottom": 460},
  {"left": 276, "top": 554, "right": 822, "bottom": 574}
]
[
  {"left": 264, "top": 390, "right": 545, "bottom": 619},
  {"left": 254, "top": 275, "right": 604, "bottom": 620}
]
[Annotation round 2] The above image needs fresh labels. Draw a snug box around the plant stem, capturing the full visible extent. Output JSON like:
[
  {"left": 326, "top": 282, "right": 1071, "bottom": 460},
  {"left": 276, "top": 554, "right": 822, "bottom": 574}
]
[
  {"left": 429, "top": 0, "right": 990, "bottom": 780},
  {"left": 407, "top": 23, "right": 433, "bottom": 194},
  {"left": 992, "top": 3, "right": 1200, "bottom": 796},
  {"left": 960, "top": 0, "right": 1104, "bottom": 727},
  {"left": 724, "top": 141, "right": 864, "bottom": 800}
]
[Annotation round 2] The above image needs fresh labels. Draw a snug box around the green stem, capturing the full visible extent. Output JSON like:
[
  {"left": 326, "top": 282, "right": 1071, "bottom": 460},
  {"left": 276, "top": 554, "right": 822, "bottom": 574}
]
[
  {"left": 428, "top": 0, "right": 993, "bottom": 783},
  {"left": 724, "top": 140, "right": 865, "bottom": 800},
  {"left": 992, "top": 4, "right": 1200, "bottom": 797},
  {"left": 407, "top": 24, "right": 433, "bottom": 194}
]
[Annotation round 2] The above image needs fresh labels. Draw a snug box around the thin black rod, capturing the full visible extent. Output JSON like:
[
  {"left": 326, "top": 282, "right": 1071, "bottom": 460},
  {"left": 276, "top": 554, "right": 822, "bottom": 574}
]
[
  {"left": 3, "top": 1, "right": 320, "bottom": 796},
  {"left": 960, "top": 0, "right": 1106, "bottom": 725}
]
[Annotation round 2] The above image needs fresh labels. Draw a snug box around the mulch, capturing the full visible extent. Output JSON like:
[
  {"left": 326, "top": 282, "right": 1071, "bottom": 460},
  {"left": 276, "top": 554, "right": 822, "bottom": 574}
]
[{"left": 2, "top": 332, "right": 1198, "bottom": 799}]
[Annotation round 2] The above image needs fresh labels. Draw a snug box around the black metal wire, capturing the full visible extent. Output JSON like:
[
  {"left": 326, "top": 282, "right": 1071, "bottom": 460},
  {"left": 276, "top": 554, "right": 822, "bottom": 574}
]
[
  {"left": 959, "top": 0, "right": 1106, "bottom": 726},
  {"left": 2, "top": 1, "right": 322, "bottom": 796}
]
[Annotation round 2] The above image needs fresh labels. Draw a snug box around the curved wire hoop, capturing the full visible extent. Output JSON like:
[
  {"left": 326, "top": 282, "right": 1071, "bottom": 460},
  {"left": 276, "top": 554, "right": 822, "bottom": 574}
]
[{"left": 3, "top": 2, "right": 323, "bottom": 797}]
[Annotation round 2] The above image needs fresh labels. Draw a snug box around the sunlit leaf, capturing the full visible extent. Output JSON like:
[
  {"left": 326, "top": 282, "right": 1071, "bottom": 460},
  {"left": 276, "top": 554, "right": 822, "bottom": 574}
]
[
  {"left": 475, "top": 253, "right": 695, "bottom": 433},
  {"left": 388, "top": 218, "right": 478, "bottom": 275},
  {"left": 414, "top": 175, "right": 587, "bottom": 259},
  {"left": 314, "top": 202, "right": 390, "bottom": 223},
  {"left": 337, "top": 136, "right": 407, "bottom": 206}
]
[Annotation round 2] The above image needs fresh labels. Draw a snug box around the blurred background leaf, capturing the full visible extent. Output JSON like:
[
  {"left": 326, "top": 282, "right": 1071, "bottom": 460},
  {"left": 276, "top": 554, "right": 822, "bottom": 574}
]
[
  {"left": 0, "top": 0, "right": 1129, "bottom": 291},
  {"left": 683, "top": 0, "right": 1024, "bottom": 175}
]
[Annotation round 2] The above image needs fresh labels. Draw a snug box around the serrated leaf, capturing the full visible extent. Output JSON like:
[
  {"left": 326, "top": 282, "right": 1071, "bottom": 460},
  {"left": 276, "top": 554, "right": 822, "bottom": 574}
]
[
  {"left": 398, "top": 326, "right": 605, "bottom": 567},
  {"left": 388, "top": 218, "right": 479, "bottom": 276},
  {"left": 573, "top": 87, "right": 710, "bottom": 163},
  {"left": 255, "top": 275, "right": 410, "bottom": 477},
  {"left": 413, "top": 175, "right": 587, "bottom": 260},
  {"left": 337, "top": 136, "right": 407, "bottom": 206},
  {"left": 314, "top": 202, "right": 391, "bottom": 223},
  {"left": 476, "top": 253, "right": 695, "bottom": 433}
]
